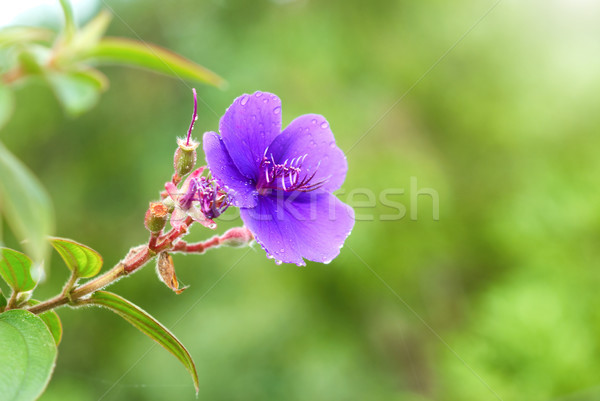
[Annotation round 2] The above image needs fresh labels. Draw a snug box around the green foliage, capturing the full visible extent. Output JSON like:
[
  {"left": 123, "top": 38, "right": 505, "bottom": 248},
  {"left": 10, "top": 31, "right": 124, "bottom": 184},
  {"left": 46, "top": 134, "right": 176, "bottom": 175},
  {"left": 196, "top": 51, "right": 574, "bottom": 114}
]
[
  {"left": 83, "top": 291, "right": 199, "bottom": 394},
  {"left": 0, "top": 310, "right": 57, "bottom": 401},
  {"left": 0, "top": 248, "right": 36, "bottom": 293},
  {"left": 50, "top": 238, "right": 103, "bottom": 279},
  {"left": 28, "top": 301, "right": 63, "bottom": 347},
  {"left": 0, "top": 85, "right": 14, "bottom": 131},
  {"left": 0, "top": 143, "right": 54, "bottom": 267},
  {"left": 83, "top": 38, "right": 226, "bottom": 88}
]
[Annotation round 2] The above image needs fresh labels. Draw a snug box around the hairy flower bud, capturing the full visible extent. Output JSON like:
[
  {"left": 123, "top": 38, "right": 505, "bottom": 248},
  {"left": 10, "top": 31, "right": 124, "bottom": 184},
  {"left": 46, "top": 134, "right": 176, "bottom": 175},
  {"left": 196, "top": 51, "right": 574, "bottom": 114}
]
[
  {"left": 174, "top": 138, "right": 199, "bottom": 177},
  {"left": 144, "top": 202, "right": 168, "bottom": 233}
]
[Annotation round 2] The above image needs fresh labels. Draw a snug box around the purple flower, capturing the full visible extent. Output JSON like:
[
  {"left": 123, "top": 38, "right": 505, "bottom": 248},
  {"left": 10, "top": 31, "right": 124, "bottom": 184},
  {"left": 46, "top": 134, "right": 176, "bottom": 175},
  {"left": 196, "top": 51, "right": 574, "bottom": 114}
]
[{"left": 203, "top": 91, "right": 354, "bottom": 265}]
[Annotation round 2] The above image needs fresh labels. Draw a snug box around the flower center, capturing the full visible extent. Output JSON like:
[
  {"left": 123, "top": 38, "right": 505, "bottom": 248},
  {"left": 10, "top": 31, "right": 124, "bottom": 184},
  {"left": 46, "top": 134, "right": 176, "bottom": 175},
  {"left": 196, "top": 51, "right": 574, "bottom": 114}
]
[
  {"left": 181, "top": 176, "right": 230, "bottom": 219},
  {"left": 256, "top": 151, "right": 325, "bottom": 195}
]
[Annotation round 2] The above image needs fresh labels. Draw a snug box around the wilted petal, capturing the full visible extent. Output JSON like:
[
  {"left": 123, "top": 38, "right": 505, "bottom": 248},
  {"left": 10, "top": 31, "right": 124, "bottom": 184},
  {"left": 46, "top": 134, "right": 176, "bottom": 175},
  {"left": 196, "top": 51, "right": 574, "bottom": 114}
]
[
  {"left": 240, "top": 191, "right": 354, "bottom": 265},
  {"left": 203, "top": 131, "right": 257, "bottom": 208},
  {"left": 267, "top": 114, "right": 347, "bottom": 193},
  {"left": 219, "top": 92, "right": 282, "bottom": 180}
]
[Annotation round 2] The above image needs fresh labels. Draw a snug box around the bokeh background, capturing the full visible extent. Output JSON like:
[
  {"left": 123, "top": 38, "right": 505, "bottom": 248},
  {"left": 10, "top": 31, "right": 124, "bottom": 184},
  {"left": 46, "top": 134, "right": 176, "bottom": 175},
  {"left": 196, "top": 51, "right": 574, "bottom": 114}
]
[{"left": 2, "top": 0, "right": 600, "bottom": 400}]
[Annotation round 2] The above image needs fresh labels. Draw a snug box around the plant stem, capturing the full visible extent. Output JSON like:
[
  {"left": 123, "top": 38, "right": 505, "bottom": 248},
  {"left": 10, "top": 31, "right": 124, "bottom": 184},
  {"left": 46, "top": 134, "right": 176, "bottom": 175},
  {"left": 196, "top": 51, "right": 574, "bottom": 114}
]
[
  {"left": 6, "top": 290, "right": 19, "bottom": 310},
  {"left": 26, "top": 223, "right": 249, "bottom": 315}
]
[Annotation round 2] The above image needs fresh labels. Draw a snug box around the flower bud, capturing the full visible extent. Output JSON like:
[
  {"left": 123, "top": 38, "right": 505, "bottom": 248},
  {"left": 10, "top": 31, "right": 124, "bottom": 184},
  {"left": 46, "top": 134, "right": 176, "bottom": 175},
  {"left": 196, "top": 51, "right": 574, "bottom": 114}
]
[
  {"left": 174, "top": 138, "right": 199, "bottom": 177},
  {"left": 220, "top": 227, "right": 254, "bottom": 248},
  {"left": 144, "top": 202, "right": 168, "bottom": 233}
]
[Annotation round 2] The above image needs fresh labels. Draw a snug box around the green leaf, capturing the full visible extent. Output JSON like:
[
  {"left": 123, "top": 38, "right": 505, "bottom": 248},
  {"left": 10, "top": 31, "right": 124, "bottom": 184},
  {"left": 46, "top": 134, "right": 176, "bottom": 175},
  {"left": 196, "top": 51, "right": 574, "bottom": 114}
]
[
  {"left": 0, "top": 141, "right": 54, "bottom": 268},
  {"left": 58, "top": 0, "right": 76, "bottom": 42},
  {"left": 70, "top": 10, "right": 112, "bottom": 53},
  {"left": 0, "top": 309, "right": 57, "bottom": 401},
  {"left": 84, "top": 37, "right": 226, "bottom": 88},
  {"left": 0, "top": 26, "right": 53, "bottom": 48},
  {"left": 50, "top": 237, "right": 103, "bottom": 279},
  {"left": 46, "top": 70, "right": 105, "bottom": 116},
  {"left": 0, "top": 292, "right": 6, "bottom": 311},
  {"left": 85, "top": 291, "right": 199, "bottom": 393},
  {"left": 0, "top": 248, "right": 36, "bottom": 293},
  {"left": 28, "top": 300, "right": 62, "bottom": 346},
  {"left": 0, "top": 85, "right": 14, "bottom": 132}
]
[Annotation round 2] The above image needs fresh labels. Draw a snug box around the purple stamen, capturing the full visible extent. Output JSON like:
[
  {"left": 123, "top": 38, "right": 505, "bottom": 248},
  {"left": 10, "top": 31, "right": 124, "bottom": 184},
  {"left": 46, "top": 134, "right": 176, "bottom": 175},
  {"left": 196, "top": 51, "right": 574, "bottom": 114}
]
[
  {"left": 257, "top": 152, "right": 326, "bottom": 193},
  {"left": 186, "top": 88, "right": 198, "bottom": 146}
]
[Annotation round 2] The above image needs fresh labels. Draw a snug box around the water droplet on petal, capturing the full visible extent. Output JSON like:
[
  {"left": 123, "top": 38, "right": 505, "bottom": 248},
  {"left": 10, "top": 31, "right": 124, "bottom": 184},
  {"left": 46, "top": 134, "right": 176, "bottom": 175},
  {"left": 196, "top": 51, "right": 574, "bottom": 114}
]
[
  {"left": 320, "top": 121, "right": 329, "bottom": 129},
  {"left": 255, "top": 92, "right": 263, "bottom": 97},
  {"left": 240, "top": 95, "right": 249, "bottom": 106},
  {"left": 311, "top": 119, "right": 317, "bottom": 124},
  {"left": 273, "top": 106, "right": 281, "bottom": 115},
  {"left": 263, "top": 98, "right": 269, "bottom": 104},
  {"left": 329, "top": 142, "right": 336, "bottom": 149},
  {"left": 275, "top": 259, "right": 283, "bottom": 265}
]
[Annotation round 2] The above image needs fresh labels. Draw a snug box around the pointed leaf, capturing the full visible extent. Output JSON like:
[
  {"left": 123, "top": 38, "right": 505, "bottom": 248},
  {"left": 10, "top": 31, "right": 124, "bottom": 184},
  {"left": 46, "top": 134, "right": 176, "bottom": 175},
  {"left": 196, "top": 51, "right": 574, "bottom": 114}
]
[
  {"left": 71, "top": 10, "right": 112, "bottom": 53},
  {"left": 28, "top": 300, "right": 62, "bottom": 346},
  {"left": 83, "top": 37, "right": 226, "bottom": 88},
  {"left": 0, "top": 85, "right": 14, "bottom": 131},
  {"left": 84, "top": 291, "right": 199, "bottom": 393},
  {"left": 50, "top": 237, "right": 103, "bottom": 279},
  {"left": 46, "top": 71, "right": 104, "bottom": 116},
  {"left": 0, "top": 248, "right": 36, "bottom": 292},
  {"left": 0, "top": 309, "right": 57, "bottom": 401},
  {"left": 0, "top": 26, "right": 53, "bottom": 48},
  {"left": 0, "top": 141, "right": 54, "bottom": 268}
]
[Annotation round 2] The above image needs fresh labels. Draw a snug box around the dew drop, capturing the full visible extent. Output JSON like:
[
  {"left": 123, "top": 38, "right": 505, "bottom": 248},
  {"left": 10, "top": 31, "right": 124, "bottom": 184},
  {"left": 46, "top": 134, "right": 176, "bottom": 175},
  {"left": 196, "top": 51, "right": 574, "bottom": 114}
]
[
  {"left": 240, "top": 95, "right": 249, "bottom": 106},
  {"left": 208, "top": 223, "right": 217, "bottom": 229},
  {"left": 255, "top": 92, "right": 263, "bottom": 97},
  {"left": 275, "top": 260, "right": 283, "bottom": 265},
  {"left": 310, "top": 140, "right": 317, "bottom": 147},
  {"left": 311, "top": 119, "right": 317, "bottom": 125},
  {"left": 329, "top": 142, "right": 336, "bottom": 149},
  {"left": 263, "top": 98, "right": 269, "bottom": 104},
  {"left": 320, "top": 121, "right": 329, "bottom": 129},
  {"left": 273, "top": 106, "right": 281, "bottom": 115}
]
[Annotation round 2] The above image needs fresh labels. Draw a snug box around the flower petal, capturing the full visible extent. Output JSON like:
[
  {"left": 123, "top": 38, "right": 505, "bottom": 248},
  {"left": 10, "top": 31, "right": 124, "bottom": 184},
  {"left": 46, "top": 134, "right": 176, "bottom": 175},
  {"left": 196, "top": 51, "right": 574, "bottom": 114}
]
[
  {"left": 203, "top": 131, "right": 257, "bottom": 208},
  {"left": 219, "top": 91, "right": 282, "bottom": 180},
  {"left": 267, "top": 114, "right": 347, "bottom": 193},
  {"left": 240, "top": 191, "right": 354, "bottom": 265}
]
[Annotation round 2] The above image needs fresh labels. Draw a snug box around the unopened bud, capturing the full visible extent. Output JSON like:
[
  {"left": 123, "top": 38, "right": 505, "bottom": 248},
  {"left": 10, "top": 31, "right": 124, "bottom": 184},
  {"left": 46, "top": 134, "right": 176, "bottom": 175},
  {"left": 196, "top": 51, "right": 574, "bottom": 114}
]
[
  {"left": 145, "top": 202, "right": 168, "bottom": 233},
  {"left": 220, "top": 227, "right": 254, "bottom": 248},
  {"left": 174, "top": 138, "right": 199, "bottom": 177}
]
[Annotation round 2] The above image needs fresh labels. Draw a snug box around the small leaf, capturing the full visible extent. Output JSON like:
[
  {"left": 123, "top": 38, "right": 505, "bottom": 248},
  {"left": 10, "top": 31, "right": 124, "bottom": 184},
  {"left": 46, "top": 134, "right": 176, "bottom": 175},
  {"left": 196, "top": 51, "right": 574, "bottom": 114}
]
[
  {"left": 0, "top": 85, "right": 14, "bottom": 131},
  {"left": 156, "top": 252, "right": 188, "bottom": 294},
  {"left": 85, "top": 291, "right": 199, "bottom": 393},
  {"left": 71, "top": 10, "right": 112, "bottom": 53},
  {"left": 0, "top": 141, "right": 54, "bottom": 268},
  {"left": 0, "top": 26, "right": 53, "bottom": 48},
  {"left": 0, "top": 309, "right": 57, "bottom": 401},
  {"left": 46, "top": 70, "right": 104, "bottom": 116},
  {"left": 28, "top": 300, "right": 62, "bottom": 346},
  {"left": 0, "top": 248, "right": 36, "bottom": 292},
  {"left": 50, "top": 237, "right": 103, "bottom": 279},
  {"left": 58, "top": 0, "right": 76, "bottom": 42},
  {"left": 83, "top": 37, "right": 226, "bottom": 88}
]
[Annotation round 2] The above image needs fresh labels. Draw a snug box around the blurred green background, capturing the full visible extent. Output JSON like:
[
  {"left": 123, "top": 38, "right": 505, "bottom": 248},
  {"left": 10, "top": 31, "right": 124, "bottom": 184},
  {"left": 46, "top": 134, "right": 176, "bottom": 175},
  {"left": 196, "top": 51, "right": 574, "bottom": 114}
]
[{"left": 2, "top": 0, "right": 600, "bottom": 400}]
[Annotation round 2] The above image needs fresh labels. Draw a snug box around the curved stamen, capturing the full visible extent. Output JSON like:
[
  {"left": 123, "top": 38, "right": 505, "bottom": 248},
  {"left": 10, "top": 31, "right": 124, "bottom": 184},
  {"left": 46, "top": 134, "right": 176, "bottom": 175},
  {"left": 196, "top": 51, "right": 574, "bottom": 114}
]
[{"left": 257, "top": 153, "right": 326, "bottom": 193}]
